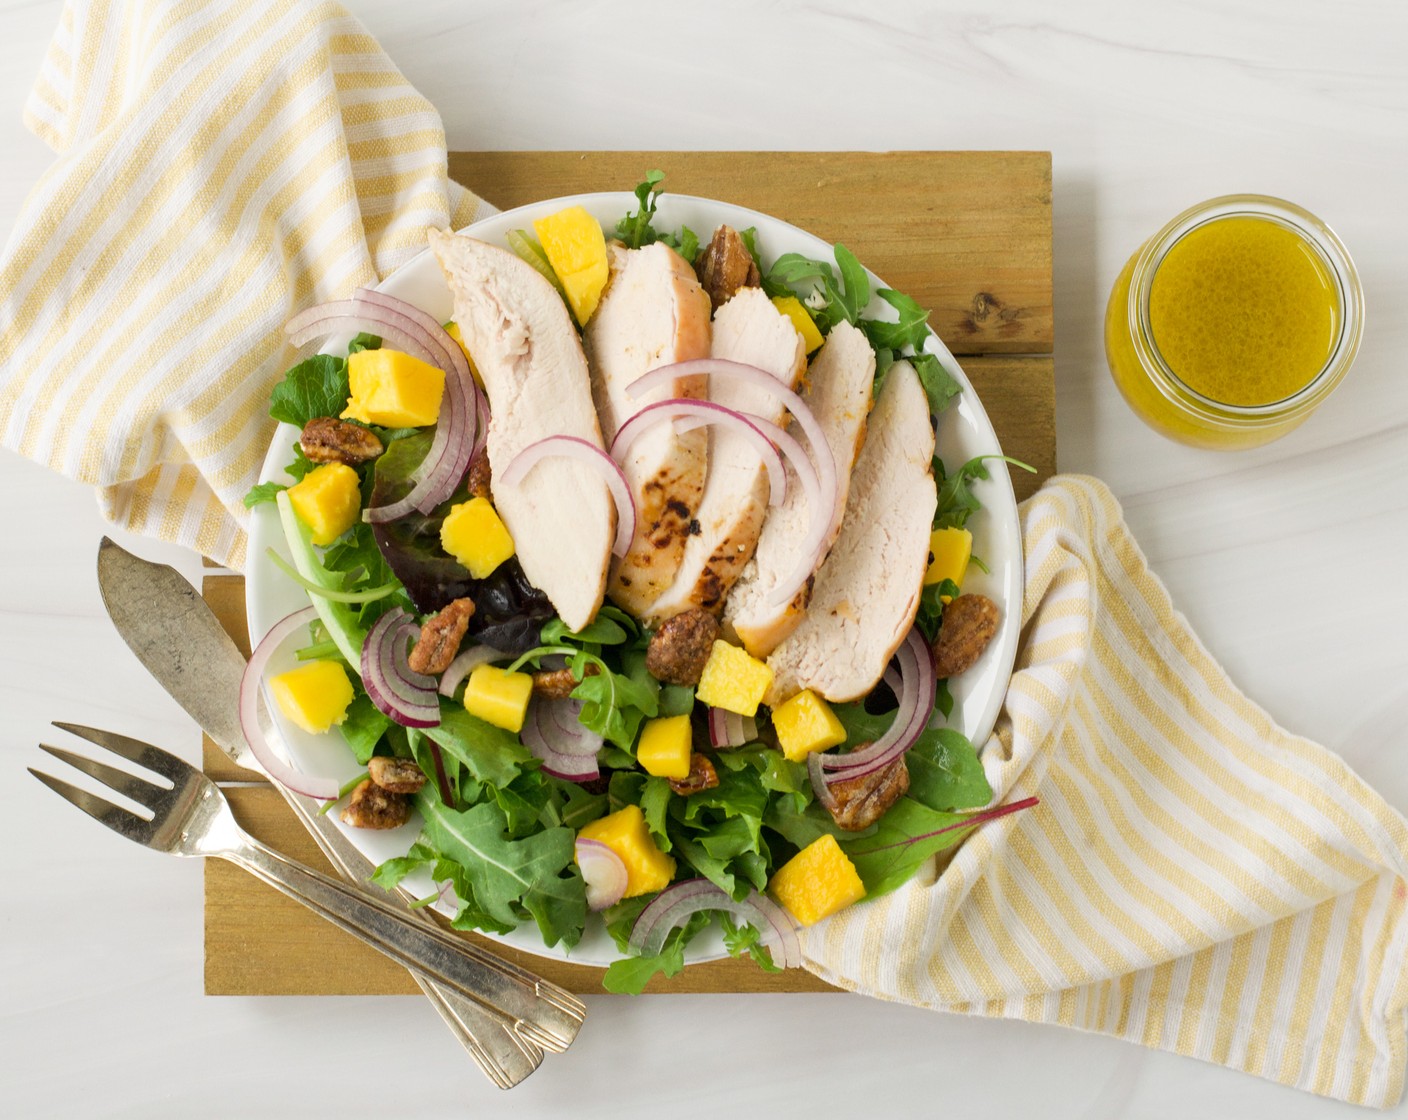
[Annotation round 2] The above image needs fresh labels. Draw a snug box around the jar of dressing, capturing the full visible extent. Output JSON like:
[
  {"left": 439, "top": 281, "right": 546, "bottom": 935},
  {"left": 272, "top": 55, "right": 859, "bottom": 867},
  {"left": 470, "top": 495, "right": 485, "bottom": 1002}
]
[{"left": 1104, "top": 195, "right": 1363, "bottom": 449}]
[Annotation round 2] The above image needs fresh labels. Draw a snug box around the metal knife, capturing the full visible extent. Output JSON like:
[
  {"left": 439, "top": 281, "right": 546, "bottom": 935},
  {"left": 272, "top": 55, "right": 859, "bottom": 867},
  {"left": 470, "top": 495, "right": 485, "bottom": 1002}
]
[{"left": 96, "top": 537, "right": 587, "bottom": 1087}]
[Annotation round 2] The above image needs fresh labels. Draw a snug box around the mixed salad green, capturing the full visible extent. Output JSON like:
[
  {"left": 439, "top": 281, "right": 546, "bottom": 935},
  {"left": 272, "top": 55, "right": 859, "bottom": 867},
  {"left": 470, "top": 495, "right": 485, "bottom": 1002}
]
[{"left": 247, "top": 173, "right": 1029, "bottom": 993}]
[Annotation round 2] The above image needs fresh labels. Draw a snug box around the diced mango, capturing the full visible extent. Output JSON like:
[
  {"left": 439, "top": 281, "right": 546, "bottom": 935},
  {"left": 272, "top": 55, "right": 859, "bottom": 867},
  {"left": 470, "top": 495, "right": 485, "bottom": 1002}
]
[
  {"left": 341, "top": 348, "right": 446, "bottom": 428},
  {"left": 532, "top": 205, "right": 609, "bottom": 326},
  {"left": 460, "top": 664, "right": 534, "bottom": 733},
  {"left": 578, "top": 805, "right": 676, "bottom": 898},
  {"left": 636, "top": 715, "right": 693, "bottom": 779},
  {"left": 771, "top": 689, "right": 847, "bottom": 763},
  {"left": 444, "top": 321, "right": 483, "bottom": 387},
  {"left": 771, "top": 295, "right": 825, "bottom": 354},
  {"left": 287, "top": 462, "right": 361, "bottom": 546},
  {"left": 769, "top": 834, "right": 866, "bottom": 926},
  {"left": 695, "top": 640, "right": 773, "bottom": 718},
  {"left": 440, "top": 497, "right": 515, "bottom": 579},
  {"left": 268, "top": 660, "right": 354, "bottom": 734},
  {"left": 925, "top": 526, "right": 973, "bottom": 601}
]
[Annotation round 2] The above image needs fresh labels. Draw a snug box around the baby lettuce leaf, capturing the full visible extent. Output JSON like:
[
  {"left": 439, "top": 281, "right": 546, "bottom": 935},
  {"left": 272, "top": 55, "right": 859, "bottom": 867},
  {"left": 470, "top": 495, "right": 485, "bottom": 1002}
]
[
  {"left": 339, "top": 693, "right": 393, "bottom": 764},
  {"left": 905, "top": 728, "right": 992, "bottom": 812},
  {"left": 269, "top": 354, "right": 350, "bottom": 427}
]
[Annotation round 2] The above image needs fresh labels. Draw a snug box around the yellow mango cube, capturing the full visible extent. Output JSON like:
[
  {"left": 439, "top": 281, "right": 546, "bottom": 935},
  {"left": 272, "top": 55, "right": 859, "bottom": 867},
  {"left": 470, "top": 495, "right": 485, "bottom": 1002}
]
[
  {"left": 268, "top": 660, "right": 354, "bottom": 734},
  {"left": 578, "top": 805, "right": 676, "bottom": 898},
  {"left": 636, "top": 715, "right": 693, "bottom": 779},
  {"left": 925, "top": 526, "right": 973, "bottom": 601},
  {"left": 341, "top": 348, "right": 446, "bottom": 428},
  {"left": 287, "top": 462, "right": 361, "bottom": 546},
  {"left": 444, "top": 321, "right": 483, "bottom": 388},
  {"left": 769, "top": 834, "right": 866, "bottom": 926},
  {"left": 771, "top": 295, "right": 825, "bottom": 354},
  {"left": 440, "top": 497, "right": 515, "bottom": 579},
  {"left": 695, "top": 640, "right": 773, "bottom": 718},
  {"left": 771, "top": 689, "right": 847, "bottom": 763},
  {"left": 532, "top": 205, "right": 609, "bottom": 326},
  {"left": 460, "top": 664, "right": 534, "bottom": 733}
]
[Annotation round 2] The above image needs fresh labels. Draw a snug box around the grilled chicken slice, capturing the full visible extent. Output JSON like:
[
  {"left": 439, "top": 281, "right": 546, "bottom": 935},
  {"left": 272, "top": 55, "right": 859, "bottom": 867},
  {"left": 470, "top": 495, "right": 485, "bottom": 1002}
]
[
  {"left": 647, "top": 287, "right": 807, "bottom": 621},
  {"left": 764, "top": 360, "right": 936, "bottom": 705},
  {"left": 722, "top": 320, "right": 876, "bottom": 657},
  {"left": 429, "top": 230, "right": 613, "bottom": 632},
  {"left": 584, "top": 242, "right": 712, "bottom": 617}
]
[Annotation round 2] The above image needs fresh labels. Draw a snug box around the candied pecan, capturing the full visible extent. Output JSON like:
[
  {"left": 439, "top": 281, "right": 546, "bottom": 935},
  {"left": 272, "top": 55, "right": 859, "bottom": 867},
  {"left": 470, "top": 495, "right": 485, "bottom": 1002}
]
[
  {"left": 466, "top": 453, "right": 492, "bottom": 500},
  {"left": 931, "top": 594, "right": 1000, "bottom": 679},
  {"left": 668, "top": 753, "right": 719, "bottom": 797},
  {"left": 531, "top": 662, "right": 600, "bottom": 698},
  {"left": 367, "top": 756, "right": 427, "bottom": 795},
  {"left": 299, "top": 417, "right": 384, "bottom": 465},
  {"left": 340, "top": 779, "right": 410, "bottom": 830},
  {"left": 826, "top": 755, "right": 910, "bottom": 832},
  {"left": 695, "top": 224, "right": 761, "bottom": 312},
  {"left": 408, "top": 597, "right": 476, "bottom": 675},
  {"left": 645, "top": 608, "right": 719, "bottom": 686}
]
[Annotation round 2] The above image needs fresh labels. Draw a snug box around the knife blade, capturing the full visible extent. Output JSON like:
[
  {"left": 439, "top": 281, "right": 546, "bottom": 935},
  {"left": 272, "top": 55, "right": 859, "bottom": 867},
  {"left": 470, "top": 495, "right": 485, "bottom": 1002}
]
[{"left": 96, "top": 537, "right": 586, "bottom": 1085}]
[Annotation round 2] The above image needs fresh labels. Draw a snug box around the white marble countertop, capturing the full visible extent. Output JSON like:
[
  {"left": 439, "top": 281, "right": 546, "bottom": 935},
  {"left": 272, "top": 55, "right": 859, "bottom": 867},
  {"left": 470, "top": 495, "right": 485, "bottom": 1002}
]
[{"left": 2, "top": 1, "right": 1405, "bottom": 1116}]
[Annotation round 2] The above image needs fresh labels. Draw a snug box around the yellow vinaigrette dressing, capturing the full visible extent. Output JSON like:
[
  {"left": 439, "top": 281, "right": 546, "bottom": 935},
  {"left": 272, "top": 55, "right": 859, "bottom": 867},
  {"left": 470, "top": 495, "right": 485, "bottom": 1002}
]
[{"left": 1105, "top": 196, "right": 1362, "bottom": 449}]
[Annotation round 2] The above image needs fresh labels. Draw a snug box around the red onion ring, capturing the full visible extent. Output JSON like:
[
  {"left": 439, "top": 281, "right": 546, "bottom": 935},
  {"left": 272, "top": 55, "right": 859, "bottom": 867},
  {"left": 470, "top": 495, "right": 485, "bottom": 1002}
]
[
  {"left": 575, "top": 838, "right": 628, "bottom": 911},
  {"left": 521, "top": 699, "right": 601, "bottom": 781},
  {"left": 361, "top": 608, "right": 441, "bottom": 728},
  {"left": 238, "top": 606, "right": 342, "bottom": 801},
  {"left": 705, "top": 706, "right": 758, "bottom": 749},
  {"left": 610, "top": 399, "right": 787, "bottom": 507},
  {"left": 628, "top": 879, "right": 802, "bottom": 967},
  {"left": 499, "top": 435, "right": 636, "bottom": 557},
  {"left": 438, "top": 644, "right": 507, "bottom": 698}
]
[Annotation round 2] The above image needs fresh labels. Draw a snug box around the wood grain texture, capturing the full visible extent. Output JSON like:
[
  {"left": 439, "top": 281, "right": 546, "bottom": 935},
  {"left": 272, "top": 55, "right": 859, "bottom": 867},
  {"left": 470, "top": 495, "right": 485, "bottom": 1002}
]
[
  {"left": 449, "top": 151, "right": 1053, "bottom": 356},
  {"left": 206, "top": 150, "right": 1055, "bottom": 996}
]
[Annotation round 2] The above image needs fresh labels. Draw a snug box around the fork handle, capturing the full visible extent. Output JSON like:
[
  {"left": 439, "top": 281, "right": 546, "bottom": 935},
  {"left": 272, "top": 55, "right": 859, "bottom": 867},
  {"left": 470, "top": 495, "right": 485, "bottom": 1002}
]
[{"left": 225, "top": 839, "right": 584, "bottom": 1052}]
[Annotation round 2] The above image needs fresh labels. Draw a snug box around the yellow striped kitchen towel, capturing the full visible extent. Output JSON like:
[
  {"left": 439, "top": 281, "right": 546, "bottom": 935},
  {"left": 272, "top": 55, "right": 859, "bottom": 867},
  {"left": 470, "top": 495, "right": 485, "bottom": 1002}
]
[
  {"left": 804, "top": 476, "right": 1408, "bottom": 1109},
  {"left": 0, "top": 0, "right": 490, "bottom": 569}
]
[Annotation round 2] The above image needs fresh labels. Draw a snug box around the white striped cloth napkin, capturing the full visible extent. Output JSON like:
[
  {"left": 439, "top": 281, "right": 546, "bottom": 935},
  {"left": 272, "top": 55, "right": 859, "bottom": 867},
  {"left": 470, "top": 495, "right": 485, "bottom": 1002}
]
[
  {"left": 0, "top": 0, "right": 491, "bottom": 568},
  {"left": 4, "top": 2, "right": 1406, "bottom": 1109},
  {"left": 805, "top": 476, "right": 1408, "bottom": 1109}
]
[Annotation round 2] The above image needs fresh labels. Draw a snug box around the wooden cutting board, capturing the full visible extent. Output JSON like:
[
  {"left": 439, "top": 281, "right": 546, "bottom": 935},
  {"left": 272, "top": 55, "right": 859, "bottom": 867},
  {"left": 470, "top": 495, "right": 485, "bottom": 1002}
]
[{"left": 204, "top": 150, "right": 1055, "bottom": 997}]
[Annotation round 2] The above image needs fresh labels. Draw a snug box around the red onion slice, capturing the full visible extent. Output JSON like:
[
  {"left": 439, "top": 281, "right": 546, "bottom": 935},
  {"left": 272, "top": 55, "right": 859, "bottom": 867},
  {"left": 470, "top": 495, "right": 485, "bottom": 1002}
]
[
  {"left": 628, "top": 879, "right": 802, "bottom": 967},
  {"left": 521, "top": 698, "right": 601, "bottom": 781},
  {"left": 610, "top": 400, "right": 787, "bottom": 507},
  {"left": 500, "top": 435, "right": 635, "bottom": 557},
  {"left": 361, "top": 608, "right": 441, "bottom": 728},
  {"left": 575, "top": 838, "right": 629, "bottom": 911},
  {"left": 706, "top": 706, "right": 758, "bottom": 749},
  {"left": 238, "top": 606, "right": 342, "bottom": 801},
  {"left": 438, "top": 644, "right": 507, "bottom": 698}
]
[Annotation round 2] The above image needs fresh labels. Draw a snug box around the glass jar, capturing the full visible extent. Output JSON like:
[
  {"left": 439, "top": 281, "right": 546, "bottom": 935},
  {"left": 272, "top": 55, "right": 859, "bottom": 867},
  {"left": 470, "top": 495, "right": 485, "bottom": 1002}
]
[{"left": 1104, "top": 194, "right": 1363, "bottom": 449}]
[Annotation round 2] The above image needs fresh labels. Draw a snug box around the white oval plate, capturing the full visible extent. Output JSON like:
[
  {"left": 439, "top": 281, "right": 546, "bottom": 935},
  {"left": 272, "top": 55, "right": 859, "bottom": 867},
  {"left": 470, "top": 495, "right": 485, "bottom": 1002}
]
[{"left": 247, "top": 192, "right": 1023, "bottom": 967}]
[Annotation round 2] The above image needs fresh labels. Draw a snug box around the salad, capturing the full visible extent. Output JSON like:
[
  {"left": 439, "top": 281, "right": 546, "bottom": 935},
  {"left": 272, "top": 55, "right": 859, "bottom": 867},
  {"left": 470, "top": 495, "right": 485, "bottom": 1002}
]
[{"left": 244, "top": 173, "right": 1035, "bottom": 993}]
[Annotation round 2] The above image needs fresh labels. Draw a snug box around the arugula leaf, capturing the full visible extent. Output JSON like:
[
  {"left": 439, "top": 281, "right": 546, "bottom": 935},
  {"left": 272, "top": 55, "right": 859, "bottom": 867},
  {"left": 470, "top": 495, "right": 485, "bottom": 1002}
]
[
  {"left": 269, "top": 354, "right": 350, "bottom": 427},
  {"left": 905, "top": 728, "right": 992, "bottom": 812},
  {"left": 545, "top": 778, "right": 608, "bottom": 830},
  {"left": 661, "top": 225, "right": 700, "bottom": 264},
  {"left": 915, "top": 579, "right": 960, "bottom": 642},
  {"left": 833, "top": 244, "right": 870, "bottom": 324},
  {"left": 347, "top": 332, "right": 382, "bottom": 354},
  {"left": 423, "top": 702, "right": 533, "bottom": 788},
  {"left": 721, "top": 915, "right": 780, "bottom": 973},
  {"left": 639, "top": 776, "right": 674, "bottom": 852},
  {"left": 861, "top": 289, "right": 931, "bottom": 352},
  {"left": 243, "top": 481, "right": 287, "bottom": 508},
  {"left": 602, "top": 937, "right": 685, "bottom": 994},
  {"left": 934, "top": 454, "right": 1035, "bottom": 530},
  {"left": 370, "top": 841, "right": 437, "bottom": 891},
  {"left": 615, "top": 170, "right": 667, "bottom": 249},
  {"left": 339, "top": 693, "right": 393, "bottom": 764},
  {"left": 910, "top": 352, "right": 963, "bottom": 415}
]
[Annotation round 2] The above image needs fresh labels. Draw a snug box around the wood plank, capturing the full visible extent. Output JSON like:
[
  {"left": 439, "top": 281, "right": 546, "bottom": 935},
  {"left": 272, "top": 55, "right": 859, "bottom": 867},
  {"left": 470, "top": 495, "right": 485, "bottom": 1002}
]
[{"left": 448, "top": 151, "right": 1052, "bottom": 356}]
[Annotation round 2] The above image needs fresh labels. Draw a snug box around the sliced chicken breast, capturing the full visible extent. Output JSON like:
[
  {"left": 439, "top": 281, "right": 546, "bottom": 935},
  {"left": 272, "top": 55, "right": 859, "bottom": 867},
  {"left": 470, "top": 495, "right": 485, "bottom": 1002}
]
[
  {"left": 723, "top": 320, "right": 876, "bottom": 657},
  {"left": 647, "top": 287, "right": 807, "bottom": 621},
  {"left": 764, "top": 360, "right": 936, "bottom": 705},
  {"left": 584, "top": 242, "right": 711, "bottom": 617},
  {"left": 429, "top": 230, "right": 613, "bottom": 632}
]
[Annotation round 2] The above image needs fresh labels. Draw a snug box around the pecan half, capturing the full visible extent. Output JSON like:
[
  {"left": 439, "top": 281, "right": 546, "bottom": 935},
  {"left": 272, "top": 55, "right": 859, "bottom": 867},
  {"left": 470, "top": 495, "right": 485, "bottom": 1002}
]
[
  {"left": 695, "top": 224, "right": 761, "bottom": 312},
  {"left": 668, "top": 752, "right": 719, "bottom": 797},
  {"left": 931, "top": 594, "right": 1000, "bottom": 679},
  {"left": 466, "top": 453, "right": 492, "bottom": 500},
  {"left": 300, "top": 417, "right": 384, "bottom": 466},
  {"left": 645, "top": 608, "right": 719, "bottom": 686},
  {"left": 340, "top": 779, "right": 410, "bottom": 829},
  {"left": 408, "top": 597, "right": 475, "bottom": 675},
  {"left": 367, "top": 756, "right": 427, "bottom": 795},
  {"left": 531, "top": 662, "right": 600, "bottom": 698},
  {"left": 826, "top": 755, "right": 910, "bottom": 831}
]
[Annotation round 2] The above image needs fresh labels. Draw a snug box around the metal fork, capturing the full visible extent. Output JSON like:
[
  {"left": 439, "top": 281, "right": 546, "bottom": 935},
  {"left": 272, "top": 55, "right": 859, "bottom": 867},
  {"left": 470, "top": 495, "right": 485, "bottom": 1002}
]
[{"left": 29, "top": 722, "right": 586, "bottom": 1053}]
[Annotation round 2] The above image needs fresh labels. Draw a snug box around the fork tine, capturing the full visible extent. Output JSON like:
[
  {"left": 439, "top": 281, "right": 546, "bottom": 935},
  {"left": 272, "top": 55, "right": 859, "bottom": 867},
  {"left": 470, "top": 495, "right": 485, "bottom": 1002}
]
[
  {"left": 36, "top": 743, "right": 168, "bottom": 811},
  {"left": 52, "top": 721, "right": 189, "bottom": 784},
  {"left": 28, "top": 767, "right": 153, "bottom": 839}
]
